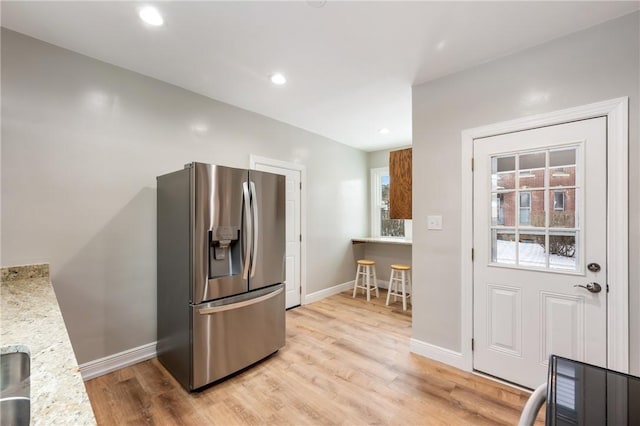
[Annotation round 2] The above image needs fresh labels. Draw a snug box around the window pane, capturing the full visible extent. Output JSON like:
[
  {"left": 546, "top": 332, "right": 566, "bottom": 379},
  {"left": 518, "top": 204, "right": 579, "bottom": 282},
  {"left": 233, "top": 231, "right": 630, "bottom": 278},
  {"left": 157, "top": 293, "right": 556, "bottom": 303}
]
[
  {"left": 381, "top": 210, "right": 404, "bottom": 236},
  {"left": 550, "top": 147, "right": 577, "bottom": 187},
  {"left": 518, "top": 168, "right": 544, "bottom": 189},
  {"left": 519, "top": 233, "right": 546, "bottom": 268},
  {"left": 492, "top": 192, "right": 516, "bottom": 226},
  {"left": 520, "top": 190, "right": 545, "bottom": 227},
  {"left": 520, "top": 151, "right": 546, "bottom": 169},
  {"left": 550, "top": 165, "right": 576, "bottom": 187},
  {"left": 492, "top": 156, "right": 516, "bottom": 191},
  {"left": 503, "top": 192, "right": 516, "bottom": 227},
  {"left": 549, "top": 189, "right": 577, "bottom": 228},
  {"left": 549, "top": 233, "right": 577, "bottom": 271},
  {"left": 519, "top": 192, "right": 531, "bottom": 225},
  {"left": 380, "top": 173, "right": 404, "bottom": 237},
  {"left": 492, "top": 193, "right": 502, "bottom": 226},
  {"left": 492, "top": 230, "right": 516, "bottom": 265},
  {"left": 519, "top": 152, "right": 545, "bottom": 189},
  {"left": 549, "top": 147, "right": 576, "bottom": 168}
]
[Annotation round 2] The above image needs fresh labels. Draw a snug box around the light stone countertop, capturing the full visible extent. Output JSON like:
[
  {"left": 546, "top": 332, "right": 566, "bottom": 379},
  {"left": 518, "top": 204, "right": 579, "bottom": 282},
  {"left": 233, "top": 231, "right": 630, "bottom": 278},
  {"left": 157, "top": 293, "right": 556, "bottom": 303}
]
[
  {"left": 351, "top": 237, "right": 412, "bottom": 245},
  {"left": 1, "top": 265, "right": 96, "bottom": 425}
]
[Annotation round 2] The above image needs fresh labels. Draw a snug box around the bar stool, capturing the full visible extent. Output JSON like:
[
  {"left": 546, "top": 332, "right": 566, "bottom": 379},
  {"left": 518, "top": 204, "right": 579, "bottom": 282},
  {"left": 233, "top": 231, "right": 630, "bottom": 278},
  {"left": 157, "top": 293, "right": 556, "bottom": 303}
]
[
  {"left": 386, "top": 264, "right": 411, "bottom": 311},
  {"left": 353, "top": 259, "right": 379, "bottom": 301}
]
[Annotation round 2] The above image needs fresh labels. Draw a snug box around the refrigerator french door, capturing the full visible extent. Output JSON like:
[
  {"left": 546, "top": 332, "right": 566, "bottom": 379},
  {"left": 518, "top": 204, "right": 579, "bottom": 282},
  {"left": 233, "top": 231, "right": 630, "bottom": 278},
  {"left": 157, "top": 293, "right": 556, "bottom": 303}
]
[{"left": 157, "top": 162, "right": 285, "bottom": 391}]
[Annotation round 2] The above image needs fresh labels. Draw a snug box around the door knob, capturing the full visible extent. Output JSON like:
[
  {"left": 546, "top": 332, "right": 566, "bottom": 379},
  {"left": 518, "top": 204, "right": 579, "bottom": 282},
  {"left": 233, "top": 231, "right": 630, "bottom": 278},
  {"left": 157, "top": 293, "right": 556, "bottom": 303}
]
[{"left": 573, "top": 282, "right": 602, "bottom": 293}]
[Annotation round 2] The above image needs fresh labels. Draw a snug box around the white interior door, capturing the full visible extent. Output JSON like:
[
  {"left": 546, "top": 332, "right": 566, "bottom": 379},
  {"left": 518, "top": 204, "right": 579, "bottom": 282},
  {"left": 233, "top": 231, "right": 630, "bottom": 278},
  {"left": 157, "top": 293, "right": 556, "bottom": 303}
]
[
  {"left": 473, "top": 117, "right": 607, "bottom": 389},
  {"left": 253, "top": 163, "right": 301, "bottom": 309}
]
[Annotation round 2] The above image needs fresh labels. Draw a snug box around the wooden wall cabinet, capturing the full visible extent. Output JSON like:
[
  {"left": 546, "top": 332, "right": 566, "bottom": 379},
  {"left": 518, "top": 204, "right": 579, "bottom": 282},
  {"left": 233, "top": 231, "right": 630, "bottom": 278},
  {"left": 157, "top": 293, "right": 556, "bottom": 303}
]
[{"left": 389, "top": 148, "right": 412, "bottom": 219}]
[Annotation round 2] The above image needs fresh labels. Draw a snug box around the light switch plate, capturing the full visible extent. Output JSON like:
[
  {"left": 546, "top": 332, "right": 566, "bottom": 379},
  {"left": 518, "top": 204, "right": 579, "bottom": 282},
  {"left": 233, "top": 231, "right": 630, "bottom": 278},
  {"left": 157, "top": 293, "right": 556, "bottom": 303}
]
[{"left": 427, "top": 215, "right": 443, "bottom": 230}]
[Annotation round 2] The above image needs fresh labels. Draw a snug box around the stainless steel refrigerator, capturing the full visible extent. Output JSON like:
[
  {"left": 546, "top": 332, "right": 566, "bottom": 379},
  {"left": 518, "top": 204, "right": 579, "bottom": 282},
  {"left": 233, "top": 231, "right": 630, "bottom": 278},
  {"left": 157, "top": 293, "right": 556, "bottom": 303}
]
[{"left": 156, "top": 162, "right": 286, "bottom": 391}]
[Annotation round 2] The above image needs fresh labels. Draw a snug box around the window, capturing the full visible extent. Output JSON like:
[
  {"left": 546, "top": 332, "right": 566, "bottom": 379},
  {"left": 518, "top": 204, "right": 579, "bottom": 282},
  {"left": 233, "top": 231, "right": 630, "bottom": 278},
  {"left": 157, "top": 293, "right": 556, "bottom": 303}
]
[
  {"left": 554, "top": 191, "right": 565, "bottom": 210},
  {"left": 371, "top": 167, "right": 411, "bottom": 238},
  {"left": 519, "top": 192, "right": 531, "bottom": 225}
]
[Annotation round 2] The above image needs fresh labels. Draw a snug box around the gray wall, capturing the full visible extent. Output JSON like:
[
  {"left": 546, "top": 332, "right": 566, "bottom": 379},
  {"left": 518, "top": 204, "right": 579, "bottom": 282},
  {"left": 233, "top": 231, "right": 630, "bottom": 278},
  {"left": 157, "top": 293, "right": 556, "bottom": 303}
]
[
  {"left": 368, "top": 148, "right": 392, "bottom": 169},
  {"left": 412, "top": 12, "right": 640, "bottom": 374},
  {"left": 367, "top": 145, "right": 412, "bottom": 169},
  {"left": 352, "top": 242, "right": 412, "bottom": 284},
  {"left": 1, "top": 29, "right": 368, "bottom": 364}
]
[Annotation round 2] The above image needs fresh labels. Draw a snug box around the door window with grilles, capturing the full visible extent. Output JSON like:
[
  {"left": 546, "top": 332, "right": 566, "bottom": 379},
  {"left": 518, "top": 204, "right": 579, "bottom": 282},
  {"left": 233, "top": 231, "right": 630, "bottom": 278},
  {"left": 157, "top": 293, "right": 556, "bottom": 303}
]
[{"left": 490, "top": 146, "right": 581, "bottom": 272}]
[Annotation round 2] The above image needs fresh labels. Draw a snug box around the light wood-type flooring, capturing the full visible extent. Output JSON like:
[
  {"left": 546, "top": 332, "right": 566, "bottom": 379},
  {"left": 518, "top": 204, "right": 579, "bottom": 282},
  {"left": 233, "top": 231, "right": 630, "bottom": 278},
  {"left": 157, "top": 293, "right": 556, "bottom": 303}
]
[{"left": 85, "top": 290, "right": 544, "bottom": 425}]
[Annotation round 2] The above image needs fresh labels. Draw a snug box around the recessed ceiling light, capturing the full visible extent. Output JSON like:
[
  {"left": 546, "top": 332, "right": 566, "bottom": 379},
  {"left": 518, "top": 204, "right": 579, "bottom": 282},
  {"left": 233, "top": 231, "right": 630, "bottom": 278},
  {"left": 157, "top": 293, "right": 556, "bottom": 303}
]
[
  {"left": 270, "top": 73, "right": 287, "bottom": 85},
  {"left": 378, "top": 128, "right": 390, "bottom": 134},
  {"left": 139, "top": 6, "right": 164, "bottom": 26}
]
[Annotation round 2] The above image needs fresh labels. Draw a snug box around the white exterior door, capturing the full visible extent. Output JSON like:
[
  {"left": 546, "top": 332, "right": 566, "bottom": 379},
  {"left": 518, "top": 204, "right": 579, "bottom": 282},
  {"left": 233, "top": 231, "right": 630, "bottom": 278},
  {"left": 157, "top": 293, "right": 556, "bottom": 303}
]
[
  {"left": 473, "top": 117, "right": 607, "bottom": 389},
  {"left": 253, "top": 162, "right": 302, "bottom": 309}
]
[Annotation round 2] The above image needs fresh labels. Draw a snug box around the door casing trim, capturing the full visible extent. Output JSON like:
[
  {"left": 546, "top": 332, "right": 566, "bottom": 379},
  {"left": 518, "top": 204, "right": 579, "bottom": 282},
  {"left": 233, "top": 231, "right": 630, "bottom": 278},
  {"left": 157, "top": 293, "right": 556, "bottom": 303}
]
[
  {"left": 249, "top": 155, "right": 307, "bottom": 306},
  {"left": 460, "top": 97, "right": 629, "bottom": 374}
]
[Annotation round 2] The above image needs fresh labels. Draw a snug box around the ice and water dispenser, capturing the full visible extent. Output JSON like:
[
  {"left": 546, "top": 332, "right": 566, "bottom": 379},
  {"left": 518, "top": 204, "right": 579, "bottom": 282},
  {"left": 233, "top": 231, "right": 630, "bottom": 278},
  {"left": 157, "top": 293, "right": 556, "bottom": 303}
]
[{"left": 209, "top": 226, "right": 241, "bottom": 279}]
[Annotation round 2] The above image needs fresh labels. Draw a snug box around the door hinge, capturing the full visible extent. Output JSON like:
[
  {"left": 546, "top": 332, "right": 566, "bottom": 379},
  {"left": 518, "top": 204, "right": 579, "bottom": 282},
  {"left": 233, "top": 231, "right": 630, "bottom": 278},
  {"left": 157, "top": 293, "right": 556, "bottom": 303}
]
[
  {"left": 471, "top": 338, "right": 475, "bottom": 351},
  {"left": 299, "top": 286, "right": 302, "bottom": 295},
  {"left": 471, "top": 158, "right": 474, "bottom": 171},
  {"left": 299, "top": 182, "right": 302, "bottom": 190},
  {"left": 471, "top": 248, "right": 474, "bottom": 261},
  {"left": 607, "top": 284, "right": 610, "bottom": 293},
  {"left": 299, "top": 234, "right": 302, "bottom": 242}
]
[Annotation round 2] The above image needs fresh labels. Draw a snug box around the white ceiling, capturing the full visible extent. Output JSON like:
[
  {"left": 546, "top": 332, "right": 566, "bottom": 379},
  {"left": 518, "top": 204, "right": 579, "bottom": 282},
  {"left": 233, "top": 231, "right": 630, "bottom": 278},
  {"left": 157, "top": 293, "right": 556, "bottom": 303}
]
[{"left": 2, "top": 1, "right": 638, "bottom": 152}]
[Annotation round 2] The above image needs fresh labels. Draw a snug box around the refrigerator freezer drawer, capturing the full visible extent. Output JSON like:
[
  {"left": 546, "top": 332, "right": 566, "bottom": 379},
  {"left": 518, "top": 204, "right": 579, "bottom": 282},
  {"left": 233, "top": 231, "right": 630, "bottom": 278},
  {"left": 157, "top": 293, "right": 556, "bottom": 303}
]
[{"left": 191, "top": 284, "right": 285, "bottom": 390}]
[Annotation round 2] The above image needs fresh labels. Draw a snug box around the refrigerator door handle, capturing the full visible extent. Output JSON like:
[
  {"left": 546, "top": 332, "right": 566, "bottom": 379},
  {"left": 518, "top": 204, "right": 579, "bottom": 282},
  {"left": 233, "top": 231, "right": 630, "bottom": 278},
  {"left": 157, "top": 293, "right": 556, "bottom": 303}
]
[
  {"left": 197, "top": 287, "right": 283, "bottom": 315},
  {"left": 242, "top": 182, "right": 252, "bottom": 279},
  {"left": 249, "top": 181, "right": 259, "bottom": 278}
]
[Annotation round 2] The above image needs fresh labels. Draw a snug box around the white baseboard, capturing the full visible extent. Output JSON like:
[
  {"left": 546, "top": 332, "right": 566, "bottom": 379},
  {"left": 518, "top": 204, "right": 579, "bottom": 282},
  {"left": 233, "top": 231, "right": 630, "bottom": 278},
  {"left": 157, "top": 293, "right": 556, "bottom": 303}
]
[
  {"left": 79, "top": 341, "right": 157, "bottom": 381},
  {"left": 409, "top": 338, "right": 468, "bottom": 371},
  {"left": 376, "top": 279, "right": 389, "bottom": 289},
  {"left": 304, "top": 279, "right": 390, "bottom": 305},
  {"left": 305, "top": 281, "right": 354, "bottom": 304}
]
